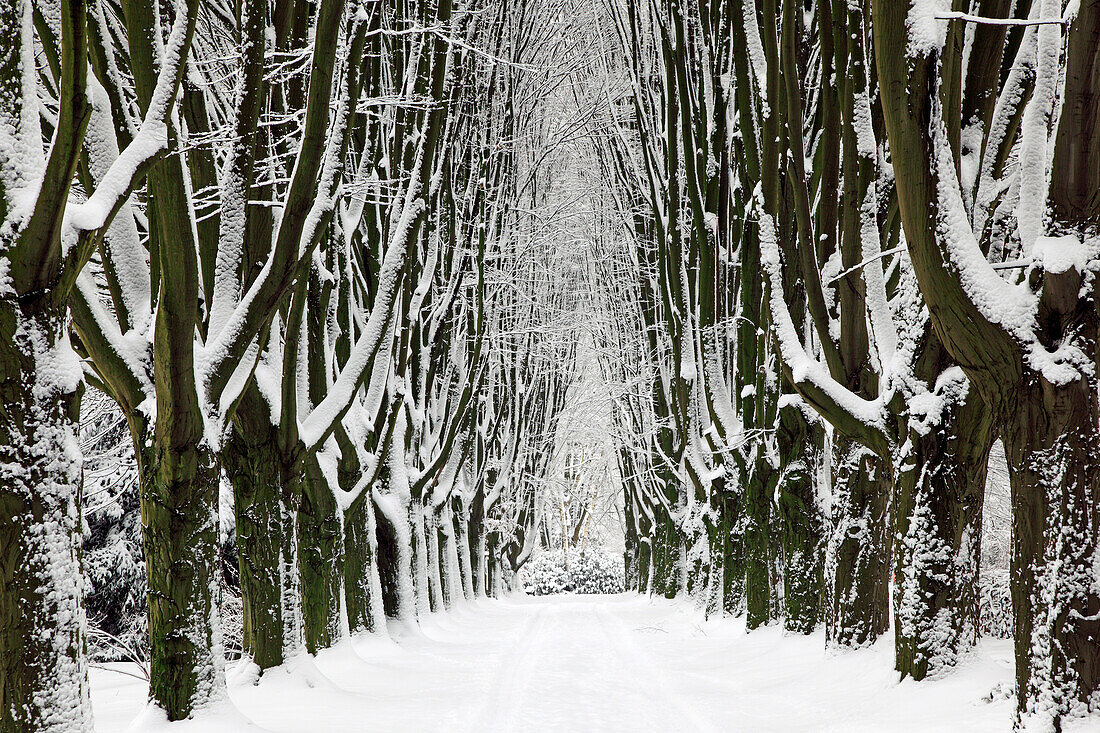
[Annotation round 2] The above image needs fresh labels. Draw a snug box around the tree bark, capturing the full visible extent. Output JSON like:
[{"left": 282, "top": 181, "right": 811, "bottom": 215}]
[
  {"left": 0, "top": 304, "right": 92, "bottom": 733},
  {"left": 141, "top": 431, "right": 224, "bottom": 717},
  {"left": 893, "top": 377, "right": 994, "bottom": 680},
  {"left": 776, "top": 402, "right": 825, "bottom": 634},
  {"left": 222, "top": 423, "right": 300, "bottom": 670},
  {"left": 719, "top": 492, "right": 745, "bottom": 615},
  {"left": 826, "top": 437, "right": 890, "bottom": 648},
  {"left": 296, "top": 456, "right": 343, "bottom": 653},
  {"left": 1003, "top": 374, "right": 1100, "bottom": 723},
  {"left": 344, "top": 490, "right": 385, "bottom": 635},
  {"left": 744, "top": 456, "right": 773, "bottom": 630},
  {"left": 650, "top": 505, "right": 682, "bottom": 599}
]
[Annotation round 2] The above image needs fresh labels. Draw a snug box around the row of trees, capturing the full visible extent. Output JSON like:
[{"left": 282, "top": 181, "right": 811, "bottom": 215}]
[
  {"left": 596, "top": 0, "right": 1099, "bottom": 730},
  {"left": 0, "top": 0, "right": 583, "bottom": 729}
]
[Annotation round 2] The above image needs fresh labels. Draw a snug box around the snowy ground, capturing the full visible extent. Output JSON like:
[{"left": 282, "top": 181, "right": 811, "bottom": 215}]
[{"left": 92, "top": 593, "right": 1050, "bottom": 732}]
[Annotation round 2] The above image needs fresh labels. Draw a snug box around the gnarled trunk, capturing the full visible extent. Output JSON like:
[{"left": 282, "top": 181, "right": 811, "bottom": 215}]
[
  {"left": 894, "top": 379, "right": 994, "bottom": 680},
  {"left": 1003, "top": 373, "right": 1100, "bottom": 725}
]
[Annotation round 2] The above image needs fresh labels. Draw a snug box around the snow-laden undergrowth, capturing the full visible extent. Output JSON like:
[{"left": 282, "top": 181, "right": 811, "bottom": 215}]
[{"left": 518, "top": 549, "right": 625, "bottom": 596}]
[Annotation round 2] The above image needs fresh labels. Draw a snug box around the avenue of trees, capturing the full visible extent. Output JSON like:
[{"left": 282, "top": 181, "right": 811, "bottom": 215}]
[
  {"left": 0, "top": 0, "right": 1097, "bottom": 732},
  {"left": 596, "top": 1, "right": 1100, "bottom": 731},
  {"left": 0, "top": 0, "right": 576, "bottom": 728}
]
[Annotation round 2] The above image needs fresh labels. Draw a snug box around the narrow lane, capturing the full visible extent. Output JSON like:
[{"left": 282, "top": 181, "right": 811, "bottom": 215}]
[{"left": 91, "top": 594, "right": 1017, "bottom": 732}]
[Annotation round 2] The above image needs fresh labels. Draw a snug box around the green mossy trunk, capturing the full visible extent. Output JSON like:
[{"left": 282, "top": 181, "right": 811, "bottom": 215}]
[
  {"left": 744, "top": 458, "right": 773, "bottom": 630},
  {"left": 776, "top": 404, "right": 824, "bottom": 634},
  {"left": 296, "top": 456, "right": 343, "bottom": 653},
  {"left": 141, "top": 435, "right": 223, "bottom": 718},
  {"left": 826, "top": 437, "right": 890, "bottom": 648},
  {"left": 0, "top": 303, "right": 91, "bottom": 733},
  {"left": 1004, "top": 375, "right": 1100, "bottom": 725},
  {"left": 650, "top": 509, "right": 681, "bottom": 599},
  {"left": 893, "top": 383, "right": 993, "bottom": 680},
  {"left": 344, "top": 491, "right": 384, "bottom": 635},
  {"left": 719, "top": 492, "right": 744, "bottom": 615},
  {"left": 222, "top": 425, "right": 298, "bottom": 670}
]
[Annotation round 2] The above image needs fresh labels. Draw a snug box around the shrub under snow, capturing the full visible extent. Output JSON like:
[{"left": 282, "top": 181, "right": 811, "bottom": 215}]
[{"left": 521, "top": 548, "right": 625, "bottom": 595}]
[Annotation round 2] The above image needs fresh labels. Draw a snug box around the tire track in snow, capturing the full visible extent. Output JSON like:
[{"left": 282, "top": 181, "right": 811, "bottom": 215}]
[
  {"left": 465, "top": 601, "right": 554, "bottom": 732},
  {"left": 591, "top": 601, "right": 720, "bottom": 733}
]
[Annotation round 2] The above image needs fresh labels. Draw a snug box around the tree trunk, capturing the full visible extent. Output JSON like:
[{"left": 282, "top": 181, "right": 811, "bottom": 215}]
[
  {"left": 373, "top": 491, "right": 416, "bottom": 621},
  {"left": 719, "top": 492, "right": 745, "bottom": 615},
  {"left": 296, "top": 456, "right": 343, "bottom": 653},
  {"left": 638, "top": 536, "right": 653, "bottom": 595},
  {"left": 650, "top": 507, "right": 681, "bottom": 599},
  {"left": 438, "top": 502, "right": 462, "bottom": 608},
  {"left": 142, "top": 432, "right": 224, "bottom": 717},
  {"left": 454, "top": 496, "right": 475, "bottom": 600},
  {"left": 485, "top": 523, "right": 501, "bottom": 599},
  {"left": 623, "top": 490, "right": 639, "bottom": 591},
  {"left": 409, "top": 499, "right": 431, "bottom": 615},
  {"left": 744, "top": 455, "right": 773, "bottom": 630},
  {"left": 684, "top": 503, "right": 711, "bottom": 606},
  {"left": 344, "top": 490, "right": 385, "bottom": 635},
  {"left": 826, "top": 437, "right": 890, "bottom": 648},
  {"left": 776, "top": 404, "right": 825, "bottom": 634},
  {"left": 468, "top": 490, "right": 486, "bottom": 596},
  {"left": 894, "top": 379, "right": 994, "bottom": 680},
  {"left": 222, "top": 425, "right": 299, "bottom": 670},
  {"left": 1003, "top": 375, "right": 1100, "bottom": 725},
  {"left": 425, "top": 505, "right": 444, "bottom": 610},
  {"left": 0, "top": 304, "right": 92, "bottom": 733}
]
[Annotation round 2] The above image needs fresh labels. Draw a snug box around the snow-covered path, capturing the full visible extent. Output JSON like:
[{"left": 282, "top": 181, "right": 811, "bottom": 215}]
[{"left": 92, "top": 593, "right": 1024, "bottom": 732}]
